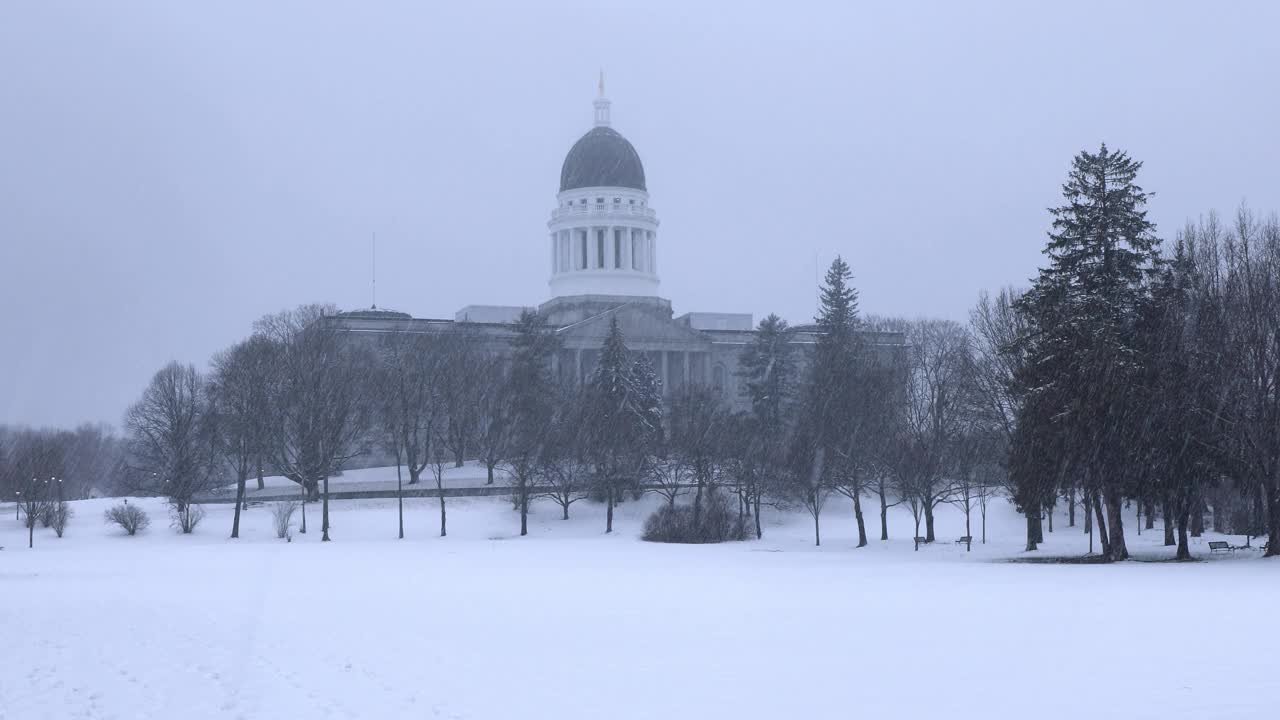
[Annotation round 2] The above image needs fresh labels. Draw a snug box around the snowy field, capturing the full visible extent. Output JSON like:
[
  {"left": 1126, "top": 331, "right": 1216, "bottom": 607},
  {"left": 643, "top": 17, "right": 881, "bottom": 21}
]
[{"left": 1, "top": 485, "right": 1274, "bottom": 720}]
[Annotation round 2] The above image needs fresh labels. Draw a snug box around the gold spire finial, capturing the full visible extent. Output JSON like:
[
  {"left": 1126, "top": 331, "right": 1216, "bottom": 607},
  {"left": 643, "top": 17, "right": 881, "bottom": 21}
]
[{"left": 598, "top": 70, "right": 605, "bottom": 98}]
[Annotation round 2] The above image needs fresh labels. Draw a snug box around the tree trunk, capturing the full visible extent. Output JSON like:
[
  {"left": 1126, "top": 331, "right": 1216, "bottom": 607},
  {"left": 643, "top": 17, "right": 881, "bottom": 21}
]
[
  {"left": 28, "top": 514, "right": 35, "bottom": 548},
  {"left": 1033, "top": 509, "right": 1044, "bottom": 544},
  {"left": 923, "top": 500, "right": 936, "bottom": 543},
  {"left": 1265, "top": 476, "right": 1280, "bottom": 558},
  {"left": 321, "top": 475, "right": 331, "bottom": 542},
  {"left": 256, "top": 455, "right": 265, "bottom": 491},
  {"left": 1084, "top": 493, "right": 1092, "bottom": 535},
  {"left": 396, "top": 462, "right": 404, "bottom": 540},
  {"left": 1067, "top": 486, "right": 1076, "bottom": 527},
  {"left": 562, "top": 501, "right": 569, "bottom": 520},
  {"left": 487, "top": 463, "right": 495, "bottom": 486},
  {"left": 606, "top": 486, "right": 614, "bottom": 534},
  {"left": 853, "top": 492, "right": 867, "bottom": 548},
  {"left": 1176, "top": 505, "right": 1192, "bottom": 561},
  {"left": 1163, "top": 496, "right": 1175, "bottom": 546},
  {"left": 1025, "top": 514, "right": 1039, "bottom": 552},
  {"left": 693, "top": 481, "right": 704, "bottom": 530},
  {"left": 753, "top": 494, "right": 762, "bottom": 540},
  {"left": 1103, "top": 491, "right": 1128, "bottom": 561},
  {"left": 1145, "top": 497, "right": 1156, "bottom": 530},
  {"left": 812, "top": 495, "right": 821, "bottom": 547},
  {"left": 231, "top": 472, "right": 246, "bottom": 539},
  {"left": 964, "top": 508, "right": 972, "bottom": 552},
  {"left": 1092, "top": 492, "right": 1110, "bottom": 557},
  {"left": 878, "top": 488, "right": 889, "bottom": 541},
  {"left": 439, "top": 494, "right": 447, "bottom": 537},
  {"left": 408, "top": 464, "right": 420, "bottom": 486},
  {"left": 1190, "top": 491, "right": 1205, "bottom": 537},
  {"left": 1047, "top": 505, "right": 1054, "bottom": 533},
  {"left": 520, "top": 489, "right": 529, "bottom": 537}
]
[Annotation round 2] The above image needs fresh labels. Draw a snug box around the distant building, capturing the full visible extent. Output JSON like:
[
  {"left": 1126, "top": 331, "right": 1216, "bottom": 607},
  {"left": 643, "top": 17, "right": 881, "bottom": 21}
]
[{"left": 329, "top": 80, "right": 902, "bottom": 409}]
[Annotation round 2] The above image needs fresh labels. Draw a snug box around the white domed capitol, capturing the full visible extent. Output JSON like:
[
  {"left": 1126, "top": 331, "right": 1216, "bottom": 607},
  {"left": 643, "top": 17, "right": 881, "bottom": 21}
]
[{"left": 332, "top": 79, "right": 900, "bottom": 407}]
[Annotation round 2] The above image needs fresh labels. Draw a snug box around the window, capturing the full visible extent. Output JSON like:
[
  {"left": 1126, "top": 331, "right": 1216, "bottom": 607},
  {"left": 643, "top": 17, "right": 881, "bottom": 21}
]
[
  {"left": 579, "top": 233, "right": 588, "bottom": 270},
  {"left": 596, "top": 197, "right": 604, "bottom": 204},
  {"left": 613, "top": 197, "right": 621, "bottom": 204},
  {"left": 580, "top": 198, "right": 587, "bottom": 205},
  {"left": 596, "top": 229, "right": 605, "bottom": 268},
  {"left": 629, "top": 199, "right": 635, "bottom": 205}
]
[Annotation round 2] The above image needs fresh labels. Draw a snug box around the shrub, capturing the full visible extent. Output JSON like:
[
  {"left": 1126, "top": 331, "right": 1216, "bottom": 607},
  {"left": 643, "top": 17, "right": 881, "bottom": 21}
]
[
  {"left": 104, "top": 503, "right": 150, "bottom": 536},
  {"left": 39, "top": 504, "right": 56, "bottom": 528},
  {"left": 172, "top": 504, "right": 205, "bottom": 534},
  {"left": 272, "top": 500, "right": 300, "bottom": 540},
  {"left": 51, "top": 502, "right": 72, "bottom": 538},
  {"left": 642, "top": 490, "right": 748, "bottom": 544}
]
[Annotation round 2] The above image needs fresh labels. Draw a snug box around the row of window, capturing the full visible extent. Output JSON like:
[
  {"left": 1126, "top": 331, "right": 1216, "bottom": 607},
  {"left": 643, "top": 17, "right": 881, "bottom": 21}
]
[
  {"left": 553, "top": 228, "right": 654, "bottom": 273},
  {"left": 560, "top": 197, "right": 646, "bottom": 209}
]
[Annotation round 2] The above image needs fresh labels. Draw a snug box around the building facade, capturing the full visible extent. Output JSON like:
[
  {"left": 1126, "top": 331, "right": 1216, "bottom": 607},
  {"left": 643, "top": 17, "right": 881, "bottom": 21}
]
[{"left": 330, "top": 83, "right": 902, "bottom": 409}]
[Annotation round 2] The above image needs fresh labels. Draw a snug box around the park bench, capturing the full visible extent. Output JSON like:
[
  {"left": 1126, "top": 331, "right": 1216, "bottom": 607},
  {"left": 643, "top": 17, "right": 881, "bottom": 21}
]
[
  {"left": 956, "top": 536, "right": 973, "bottom": 545},
  {"left": 1208, "top": 541, "right": 1234, "bottom": 554},
  {"left": 913, "top": 536, "right": 930, "bottom": 545}
]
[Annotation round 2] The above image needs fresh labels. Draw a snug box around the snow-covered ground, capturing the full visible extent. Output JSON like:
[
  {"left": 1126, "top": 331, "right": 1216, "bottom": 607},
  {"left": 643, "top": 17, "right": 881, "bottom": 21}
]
[{"left": 1, "top": 485, "right": 1274, "bottom": 720}]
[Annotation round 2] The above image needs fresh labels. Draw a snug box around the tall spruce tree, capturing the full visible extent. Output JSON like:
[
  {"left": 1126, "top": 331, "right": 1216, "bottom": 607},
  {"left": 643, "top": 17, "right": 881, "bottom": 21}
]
[
  {"left": 584, "top": 316, "right": 661, "bottom": 533},
  {"left": 795, "top": 256, "right": 865, "bottom": 546},
  {"left": 1012, "top": 144, "right": 1160, "bottom": 560}
]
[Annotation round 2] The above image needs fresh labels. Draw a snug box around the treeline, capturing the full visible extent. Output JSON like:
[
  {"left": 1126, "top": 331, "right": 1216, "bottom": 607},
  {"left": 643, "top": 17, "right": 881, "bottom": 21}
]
[
  {"left": 7, "top": 144, "right": 1277, "bottom": 560},
  {"left": 1007, "top": 146, "right": 1280, "bottom": 560}
]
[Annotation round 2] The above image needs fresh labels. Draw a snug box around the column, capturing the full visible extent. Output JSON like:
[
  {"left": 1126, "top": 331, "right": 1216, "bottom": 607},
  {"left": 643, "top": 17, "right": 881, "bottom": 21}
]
[
  {"left": 665, "top": 348, "right": 675, "bottom": 394},
  {"left": 648, "top": 231, "right": 656, "bottom": 273},
  {"left": 682, "top": 351, "right": 690, "bottom": 391}
]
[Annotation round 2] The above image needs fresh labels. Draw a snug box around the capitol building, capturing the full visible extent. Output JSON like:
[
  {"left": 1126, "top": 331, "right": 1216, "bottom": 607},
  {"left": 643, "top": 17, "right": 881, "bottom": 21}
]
[{"left": 332, "top": 82, "right": 899, "bottom": 409}]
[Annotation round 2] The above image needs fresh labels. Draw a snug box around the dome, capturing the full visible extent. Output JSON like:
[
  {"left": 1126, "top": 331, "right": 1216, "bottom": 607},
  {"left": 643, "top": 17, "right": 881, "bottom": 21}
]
[{"left": 559, "top": 126, "right": 646, "bottom": 192}]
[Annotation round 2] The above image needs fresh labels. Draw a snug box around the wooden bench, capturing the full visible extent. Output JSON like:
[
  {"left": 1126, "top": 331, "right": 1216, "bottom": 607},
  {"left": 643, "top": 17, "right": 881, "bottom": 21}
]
[
  {"left": 1208, "top": 541, "right": 1234, "bottom": 554},
  {"left": 913, "top": 536, "right": 930, "bottom": 545},
  {"left": 956, "top": 536, "right": 973, "bottom": 545}
]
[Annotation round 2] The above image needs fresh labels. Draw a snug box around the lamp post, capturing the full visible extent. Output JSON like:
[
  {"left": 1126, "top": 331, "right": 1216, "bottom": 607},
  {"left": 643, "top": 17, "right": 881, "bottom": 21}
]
[
  {"left": 54, "top": 476, "right": 62, "bottom": 504},
  {"left": 14, "top": 490, "right": 19, "bottom": 520}
]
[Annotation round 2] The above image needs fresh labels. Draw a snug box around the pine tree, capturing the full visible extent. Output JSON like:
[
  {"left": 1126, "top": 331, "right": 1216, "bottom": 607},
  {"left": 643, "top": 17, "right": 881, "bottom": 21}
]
[
  {"left": 1013, "top": 144, "right": 1161, "bottom": 561},
  {"left": 584, "top": 316, "right": 662, "bottom": 533},
  {"left": 794, "top": 256, "right": 865, "bottom": 546}
]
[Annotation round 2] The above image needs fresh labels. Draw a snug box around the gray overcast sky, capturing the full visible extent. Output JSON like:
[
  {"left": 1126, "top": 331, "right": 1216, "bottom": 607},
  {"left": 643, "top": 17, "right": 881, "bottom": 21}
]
[{"left": 2, "top": 1, "right": 1278, "bottom": 428}]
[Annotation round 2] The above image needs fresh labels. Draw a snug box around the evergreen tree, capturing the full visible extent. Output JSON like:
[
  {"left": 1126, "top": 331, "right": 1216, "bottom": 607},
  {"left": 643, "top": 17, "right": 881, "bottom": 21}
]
[
  {"left": 794, "top": 256, "right": 866, "bottom": 546},
  {"left": 584, "top": 316, "right": 662, "bottom": 533},
  {"left": 1012, "top": 144, "right": 1161, "bottom": 561}
]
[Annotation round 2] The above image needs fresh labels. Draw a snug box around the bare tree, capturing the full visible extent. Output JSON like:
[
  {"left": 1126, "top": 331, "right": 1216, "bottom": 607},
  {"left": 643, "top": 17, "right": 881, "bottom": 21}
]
[
  {"left": 257, "top": 305, "right": 373, "bottom": 542},
  {"left": 124, "top": 361, "right": 222, "bottom": 533},
  {"left": 210, "top": 334, "right": 277, "bottom": 539},
  {"left": 10, "top": 432, "right": 64, "bottom": 548}
]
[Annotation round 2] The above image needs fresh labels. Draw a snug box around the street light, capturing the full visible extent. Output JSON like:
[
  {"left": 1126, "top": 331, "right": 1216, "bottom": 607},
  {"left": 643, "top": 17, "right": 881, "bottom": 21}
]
[{"left": 14, "top": 490, "right": 19, "bottom": 520}]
